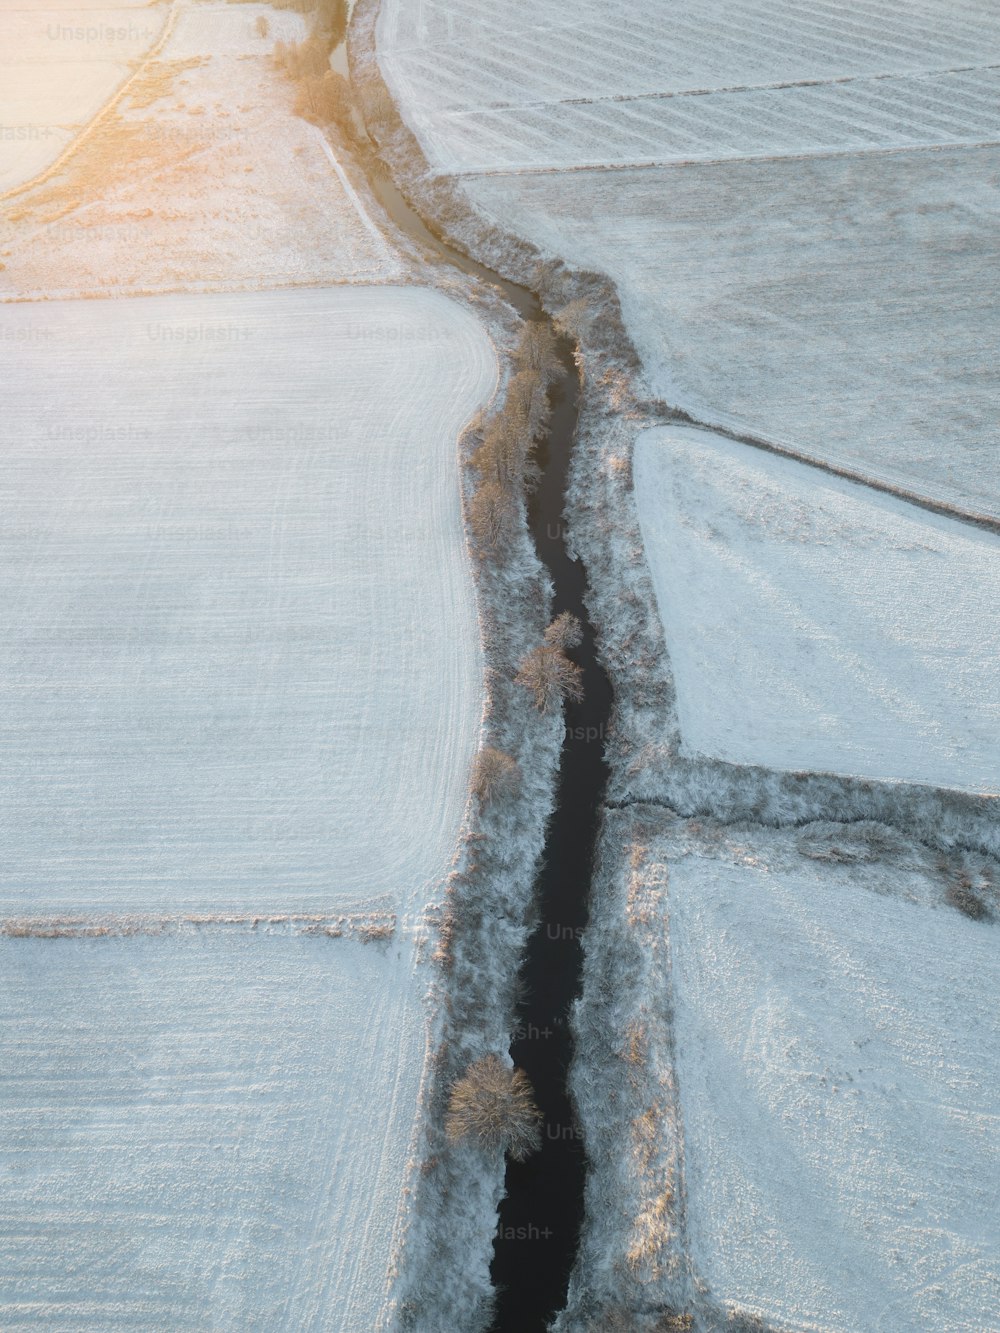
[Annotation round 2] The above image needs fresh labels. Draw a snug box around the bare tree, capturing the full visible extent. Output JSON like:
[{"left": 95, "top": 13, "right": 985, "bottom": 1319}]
[
  {"left": 506, "top": 368, "right": 551, "bottom": 445},
  {"left": 471, "top": 747, "right": 520, "bottom": 804},
  {"left": 516, "top": 643, "right": 584, "bottom": 712},
  {"left": 544, "top": 610, "right": 583, "bottom": 652},
  {"left": 515, "top": 321, "right": 564, "bottom": 390},
  {"left": 446, "top": 1055, "right": 542, "bottom": 1161},
  {"left": 469, "top": 478, "right": 517, "bottom": 551}
]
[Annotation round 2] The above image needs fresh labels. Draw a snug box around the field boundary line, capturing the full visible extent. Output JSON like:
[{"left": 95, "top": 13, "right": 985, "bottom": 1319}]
[
  {"left": 449, "top": 61, "right": 1000, "bottom": 114},
  {"left": 650, "top": 411, "right": 1000, "bottom": 537},
  {"left": 0, "top": 910, "right": 399, "bottom": 940},
  {"left": 440, "top": 136, "right": 1000, "bottom": 178}
]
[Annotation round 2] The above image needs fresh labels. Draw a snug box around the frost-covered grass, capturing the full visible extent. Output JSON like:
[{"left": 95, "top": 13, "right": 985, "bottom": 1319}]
[
  {"left": 0, "top": 1, "right": 167, "bottom": 191},
  {"left": 561, "top": 808, "right": 1000, "bottom": 1332},
  {"left": 1, "top": 0, "right": 402, "bottom": 298},
  {"left": 366, "top": 4, "right": 1000, "bottom": 1329},
  {"left": 633, "top": 425, "right": 1000, "bottom": 793},
  {"left": 0, "top": 285, "right": 494, "bottom": 914},
  {"left": 0, "top": 930, "right": 429, "bottom": 1331}
]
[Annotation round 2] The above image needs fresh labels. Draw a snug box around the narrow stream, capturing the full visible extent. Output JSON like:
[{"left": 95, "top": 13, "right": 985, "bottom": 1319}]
[{"left": 356, "top": 95, "right": 613, "bottom": 1333}]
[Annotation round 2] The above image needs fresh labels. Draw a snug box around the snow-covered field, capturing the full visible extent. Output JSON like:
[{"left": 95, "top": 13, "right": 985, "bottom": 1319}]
[
  {"left": 379, "top": 0, "right": 1000, "bottom": 174},
  {"left": 372, "top": 2, "right": 1000, "bottom": 1328},
  {"left": 1, "top": 0, "right": 401, "bottom": 298},
  {"left": 379, "top": 0, "right": 1000, "bottom": 515},
  {"left": 563, "top": 809, "right": 1000, "bottom": 1332},
  {"left": 670, "top": 824, "right": 1000, "bottom": 1332},
  {"left": 632, "top": 425, "right": 1000, "bottom": 793},
  {"left": 463, "top": 145, "right": 1000, "bottom": 517},
  {"left": 0, "top": 285, "right": 493, "bottom": 914},
  {"left": 0, "top": 929, "right": 429, "bottom": 1331},
  {"left": 0, "top": 0, "right": 167, "bottom": 191}
]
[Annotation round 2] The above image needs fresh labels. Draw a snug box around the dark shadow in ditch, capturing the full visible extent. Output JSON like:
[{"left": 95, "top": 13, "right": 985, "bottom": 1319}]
[
  {"left": 356, "top": 111, "right": 612, "bottom": 1333},
  {"left": 489, "top": 343, "right": 613, "bottom": 1332}
]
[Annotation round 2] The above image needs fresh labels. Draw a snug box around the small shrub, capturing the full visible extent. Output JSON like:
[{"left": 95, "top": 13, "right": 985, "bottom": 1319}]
[
  {"left": 255, "top": 14, "right": 269, "bottom": 36},
  {"left": 471, "top": 747, "right": 520, "bottom": 804},
  {"left": 314, "top": 0, "right": 347, "bottom": 46},
  {"left": 505, "top": 367, "right": 551, "bottom": 445},
  {"left": 445, "top": 1055, "right": 542, "bottom": 1160},
  {"left": 515, "top": 643, "right": 584, "bottom": 712},
  {"left": 945, "top": 881, "right": 989, "bottom": 921},
  {"left": 473, "top": 405, "right": 538, "bottom": 491},
  {"left": 514, "top": 321, "right": 564, "bottom": 388},
  {"left": 544, "top": 610, "right": 583, "bottom": 652},
  {"left": 274, "top": 34, "right": 327, "bottom": 78},
  {"left": 552, "top": 296, "right": 589, "bottom": 339},
  {"left": 469, "top": 478, "right": 517, "bottom": 552},
  {"left": 292, "top": 69, "right": 342, "bottom": 124}
]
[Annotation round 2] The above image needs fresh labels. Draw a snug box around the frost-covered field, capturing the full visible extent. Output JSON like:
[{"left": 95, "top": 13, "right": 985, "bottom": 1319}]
[
  {"left": 1, "top": 0, "right": 401, "bottom": 298},
  {"left": 633, "top": 425, "right": 1000, "bottom": 793},
  {"left": 0, "top": 285, "right": 493, "bottom": 914},
  {"left": 379, "top": 0, "right": 1000, "bottom": 173},
  {"left": 674, "top": 828, "right": 1000, "bottom": 1332},
  {"left": 562, "top": 809, "right": 1000, "bottom": 1332},
  {"left": 379, "top": 0, "right": 1000, "bottom": 515},
  {"left": 464, "top": 146, "right": 1000, "bottom": 517},
  {"left": 0, "top": 930, "right": 428, "bottom": 1331},
  {"left": 0, "top": 280, "right": 496, "bottom": 1324},
  {"left": 0, "top": 0, "right": 167, "bottom": 190}
]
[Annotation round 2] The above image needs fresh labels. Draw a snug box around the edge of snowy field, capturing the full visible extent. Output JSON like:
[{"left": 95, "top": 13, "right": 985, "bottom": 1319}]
[
  {"left": 351, "top": 4, "right": 1000, "bottom": 1329},
  {"left": 333, "top": 18, "right": 568, "bottom": 1329},
  {"left": 376, "top": 383, "right": 564, "bottom": 1332},
  {"left": 556, "top": 805, "right": 1000, "bottom": 1332},
  {"left": 354, "top": 0, "right": 1000, "bottom": 855}
]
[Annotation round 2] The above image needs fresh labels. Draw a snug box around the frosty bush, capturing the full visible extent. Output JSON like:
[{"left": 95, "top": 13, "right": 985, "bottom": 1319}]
[
  {"left": 945, "top": 881, "right": 989, "bottom": 921},
  {"left": 514, "top": 321, "right": 564, "bottom": 389},
  {"left": 314, "top": 0, "right": 347, "bottom": 46},
  {"left": 445, "top": 1055, "right": 542, "bottom": 1161},
  {"left": 473, "top": 409, "right": 538, "bottom": 492},
  {"left": 292, "top": 69, "right": 354, "bottom": 129},
  {"left": 469, "top": 478, "right": 517, "bottom": 552},
  {"left": 471, "top": 747, "right": 520, "bottom": 804},
  {"left": 544, "top": 610, "right": 583, "bottom": 652},
  {"left": 516, "top": 641, "right": 584, "bottom": 712},
  {"left": 505, "top": 368, "right": 552, "bottom": 447},
  {"left": 274, "top": 34, "right": 329, "bottom": 79}
]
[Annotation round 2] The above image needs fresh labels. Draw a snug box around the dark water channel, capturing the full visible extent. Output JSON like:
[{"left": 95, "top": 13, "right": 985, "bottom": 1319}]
[{"left": 357, "top": 100, "right": 613, "bottom": 1333}]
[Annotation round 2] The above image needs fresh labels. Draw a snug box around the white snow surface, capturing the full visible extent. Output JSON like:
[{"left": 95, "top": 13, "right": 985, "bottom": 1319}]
[
  {"left": 0, "top": 1, "right": 166, "bottom": 191},
  {"left": 0, "top": 285, "right": 495, "bottom": 913},
  {"left": 668, "top": 833, "right": 1000, "bottom": 1332},
  {"left": 378, "top": 0, "right": 1000, "bottom": 173},
  {"left": 378, "top": 0, "right": 1000, "bottom": 514},
  {"left": 0, "top": 930, "right": 429, "bottom": 1331},
  {"left": 632, "top": 425, "right": 1000, "bottom": 793},
  {"left": 463, "top": 147, "right": 1000, "bottom": 518}
]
